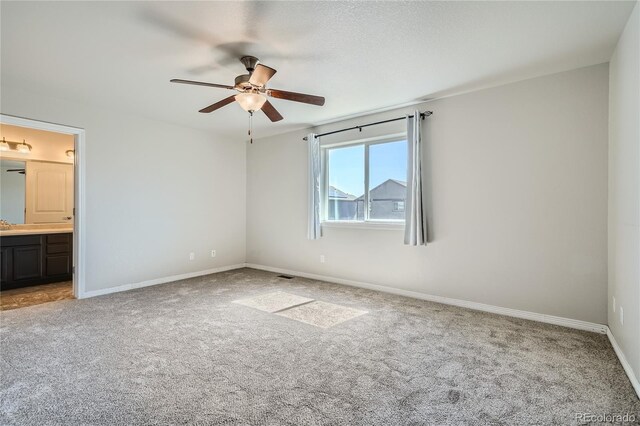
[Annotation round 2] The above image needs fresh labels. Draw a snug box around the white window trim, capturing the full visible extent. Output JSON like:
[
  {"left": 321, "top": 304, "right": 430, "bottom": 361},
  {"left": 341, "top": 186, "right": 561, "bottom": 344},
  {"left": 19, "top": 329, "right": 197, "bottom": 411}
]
[
  {"left": 321, "top": 220, "right": 404, "bottom": 231},
  {"left": 320, "top": 132, "right": 406, "bottom": 149},
  {"left": 321, "top": 132, "right": 407, "bottom": 226}
]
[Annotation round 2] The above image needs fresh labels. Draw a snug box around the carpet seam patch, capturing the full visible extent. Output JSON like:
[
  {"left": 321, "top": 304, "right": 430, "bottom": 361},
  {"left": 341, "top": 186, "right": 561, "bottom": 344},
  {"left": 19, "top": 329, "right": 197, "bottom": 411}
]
[
  {"left": 275, "top": 300, "right": 369, "bottom": 329},
  {"left": 231, "top": 291, "right": 315, "bottom": 313},
  {"left": 271, "top": 299, "right": 316, "bottom": 314}
]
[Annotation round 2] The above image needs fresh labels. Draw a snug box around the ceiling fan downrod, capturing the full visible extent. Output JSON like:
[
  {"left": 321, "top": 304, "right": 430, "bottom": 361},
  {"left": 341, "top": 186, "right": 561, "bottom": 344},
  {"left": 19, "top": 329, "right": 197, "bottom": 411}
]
[{"left": 240, "top": 56, "right": 259, "bottom": 74}]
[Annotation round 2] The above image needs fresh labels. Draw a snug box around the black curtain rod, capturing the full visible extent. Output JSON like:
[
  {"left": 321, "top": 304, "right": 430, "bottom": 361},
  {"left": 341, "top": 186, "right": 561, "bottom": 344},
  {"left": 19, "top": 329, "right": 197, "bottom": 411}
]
[{"left": 303, "top": 111, "right": 433, "bottom": 141}]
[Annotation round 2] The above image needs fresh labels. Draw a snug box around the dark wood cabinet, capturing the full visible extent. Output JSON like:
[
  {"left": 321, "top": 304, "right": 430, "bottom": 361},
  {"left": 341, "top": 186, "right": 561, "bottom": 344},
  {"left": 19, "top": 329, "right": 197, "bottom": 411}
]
[
  {"left": 0, "top": 247, "right": 9, "bottom": 283},
  {"left": 12, "top": 245, "right": 42, "bottom": 281},
  {"left": 0, "top": 233, "right": 72, "bottom": 290},
  {"left": 44, "top": 233, "right": 72, "bottom": 278}
]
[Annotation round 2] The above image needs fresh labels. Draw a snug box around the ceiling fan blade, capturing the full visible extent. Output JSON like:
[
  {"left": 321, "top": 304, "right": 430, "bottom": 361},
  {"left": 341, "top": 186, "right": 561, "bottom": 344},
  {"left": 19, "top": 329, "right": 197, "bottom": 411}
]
[
  {"left": 171, "top": 79, "right": 234, "bottom": 90},
  {"left": 199, "top": 95, "right": 237, "bottom": 113},
  {"left": 249, "top": 64, "right": 277, "bottom": 87},
  {"left": 267, "top": 89, "right": 325, "bottom": 106},
  {"left": 261, "top": 100, "right": 283, "bottom": 122}
]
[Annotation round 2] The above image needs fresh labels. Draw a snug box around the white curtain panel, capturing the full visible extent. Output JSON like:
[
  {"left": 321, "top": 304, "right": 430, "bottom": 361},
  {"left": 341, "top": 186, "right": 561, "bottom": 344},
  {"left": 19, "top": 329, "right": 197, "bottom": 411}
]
[
  {"left": 404, "top": 111, "right": 427, "bottom": 246},
  {"left": 307, "top": 133, "right": 321, "bottom": 240}
]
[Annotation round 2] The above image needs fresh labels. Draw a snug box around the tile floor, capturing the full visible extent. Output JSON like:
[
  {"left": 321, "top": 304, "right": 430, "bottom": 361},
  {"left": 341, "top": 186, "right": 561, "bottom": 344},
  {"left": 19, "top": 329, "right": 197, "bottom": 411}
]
[{"left": 0, "top": 281, "right": 73, "bottom": 311}]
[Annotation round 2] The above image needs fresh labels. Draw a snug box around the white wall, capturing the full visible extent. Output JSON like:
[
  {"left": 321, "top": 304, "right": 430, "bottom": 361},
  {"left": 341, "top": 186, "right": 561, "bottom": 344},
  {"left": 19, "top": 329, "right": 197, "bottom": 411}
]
[
  {"left": 247, "top": 64, "right": 609, "bottom": 324},
  {"left": 0, "top": 52, "right": 619, "bottom": 331},
  {"left": 608, "top": 2, "right": 640, "bottom": 383},
  {"left": 0, "top": 84, "right": 247, "bottom": 293}
]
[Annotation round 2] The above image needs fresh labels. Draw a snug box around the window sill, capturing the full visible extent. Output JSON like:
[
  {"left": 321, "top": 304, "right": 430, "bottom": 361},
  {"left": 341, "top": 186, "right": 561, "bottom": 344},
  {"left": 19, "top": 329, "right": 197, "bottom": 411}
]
[{"left": 321, "top": 220, "right": 405, "bottom": 231}]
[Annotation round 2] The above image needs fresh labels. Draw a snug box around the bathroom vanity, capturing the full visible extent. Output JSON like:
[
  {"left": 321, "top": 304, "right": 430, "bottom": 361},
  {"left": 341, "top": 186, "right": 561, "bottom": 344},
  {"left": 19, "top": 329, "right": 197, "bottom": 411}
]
[
  {"left": 1, "top": 156, "right": 75, "bottom": 291},
  {"left": 0, "top": 229, "right": 73, "bottom": 290}
]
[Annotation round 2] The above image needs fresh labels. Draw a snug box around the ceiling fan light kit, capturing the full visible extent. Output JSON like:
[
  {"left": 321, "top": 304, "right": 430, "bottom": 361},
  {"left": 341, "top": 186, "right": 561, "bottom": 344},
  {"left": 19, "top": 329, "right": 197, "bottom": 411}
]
[
  {"left": 235, "top": 92, "right": 267, "bottom": 112},
  {"left": 171, "top": 56, "right": 325, "bottom": 142}
]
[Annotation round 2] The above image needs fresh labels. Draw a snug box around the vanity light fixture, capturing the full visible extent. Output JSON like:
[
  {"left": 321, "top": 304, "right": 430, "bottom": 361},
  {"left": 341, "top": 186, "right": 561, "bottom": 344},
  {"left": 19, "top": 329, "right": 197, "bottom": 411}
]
[
  {"left": 16, "top": 139, "right": 31, "bottom": 154},
  {"left": 66, "top": 150, "right": 75, "bottom": 159},
  {"left": 0, "top": 137, "right": 9, "bottom": 152}
]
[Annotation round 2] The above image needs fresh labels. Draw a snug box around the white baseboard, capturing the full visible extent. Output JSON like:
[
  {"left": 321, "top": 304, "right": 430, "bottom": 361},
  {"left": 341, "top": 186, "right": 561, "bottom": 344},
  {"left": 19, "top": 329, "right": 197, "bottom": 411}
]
[
  {"left": 607, "top": 328, "right": 640, "bottom": 398},
  {"left": 78, "top": 263, "right": 246, "bottom": 299},
  {"left": 245, "top": 263, "right": 608, "bottom": 334}
]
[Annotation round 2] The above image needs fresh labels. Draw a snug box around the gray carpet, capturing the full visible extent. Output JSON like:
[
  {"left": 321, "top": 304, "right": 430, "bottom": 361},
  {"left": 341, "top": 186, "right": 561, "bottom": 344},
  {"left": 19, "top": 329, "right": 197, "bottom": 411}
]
[{"left": 1, "top": 268, "right": 638, "bottom": 425}]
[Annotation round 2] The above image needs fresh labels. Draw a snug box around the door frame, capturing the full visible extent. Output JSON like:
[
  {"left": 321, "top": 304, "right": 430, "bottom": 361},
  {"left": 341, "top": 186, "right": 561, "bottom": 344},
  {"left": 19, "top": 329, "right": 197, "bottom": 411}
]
[{"left": 0, "top": 114, "right": 86, "bottom": 298}]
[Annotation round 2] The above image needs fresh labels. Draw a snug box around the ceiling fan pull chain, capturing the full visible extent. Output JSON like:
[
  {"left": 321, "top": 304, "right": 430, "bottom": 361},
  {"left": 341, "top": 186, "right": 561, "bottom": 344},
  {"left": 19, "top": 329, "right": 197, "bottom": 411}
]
[{"left": 248, "top": 111, "right": 253, "bottom": 144}]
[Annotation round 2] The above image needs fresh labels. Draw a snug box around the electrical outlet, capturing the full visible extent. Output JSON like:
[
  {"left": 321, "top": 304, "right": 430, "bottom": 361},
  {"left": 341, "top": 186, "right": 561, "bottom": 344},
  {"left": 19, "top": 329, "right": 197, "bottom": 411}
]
[
  {"left": 620, "top": 307, "right": 624, "bottom": 326},
  {"left": 613, "top": 296, "right": 616, "bottom": 313},
  {"left": 211, "top": 250, "right": 216, "bottom": 258},
  {"left": 320, "top": 255, "right": 326, "bottom": 263},
  {"left": 189, "top": 252, "right": 195, "bottom": 261}
]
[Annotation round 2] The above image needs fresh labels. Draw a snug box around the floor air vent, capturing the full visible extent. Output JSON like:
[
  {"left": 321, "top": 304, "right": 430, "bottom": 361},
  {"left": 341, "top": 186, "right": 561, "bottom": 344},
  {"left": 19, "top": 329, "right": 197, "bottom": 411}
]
[{"left": 277, "top": 275, "right": 295, "bottom": 280}]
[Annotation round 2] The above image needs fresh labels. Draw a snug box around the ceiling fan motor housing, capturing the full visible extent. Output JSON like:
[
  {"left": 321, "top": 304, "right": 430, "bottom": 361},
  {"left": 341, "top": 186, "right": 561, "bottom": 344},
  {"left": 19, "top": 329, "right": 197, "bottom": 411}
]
[{"left": 234, "top": 74, "right": 252, "bottom": 90}]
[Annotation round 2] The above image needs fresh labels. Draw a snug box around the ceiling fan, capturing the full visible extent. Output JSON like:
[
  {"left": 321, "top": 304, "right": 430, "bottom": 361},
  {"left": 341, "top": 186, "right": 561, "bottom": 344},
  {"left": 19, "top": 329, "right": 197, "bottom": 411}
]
[{"left": 171, "top": 56, "right": 325, "bottom": 123}]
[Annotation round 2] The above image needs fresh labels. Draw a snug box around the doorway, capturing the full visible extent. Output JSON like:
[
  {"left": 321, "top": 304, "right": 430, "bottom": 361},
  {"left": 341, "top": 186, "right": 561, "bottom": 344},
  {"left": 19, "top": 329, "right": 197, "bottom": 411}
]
[{"left": 0, "top": 114, "right": 86, "bottom": 307}]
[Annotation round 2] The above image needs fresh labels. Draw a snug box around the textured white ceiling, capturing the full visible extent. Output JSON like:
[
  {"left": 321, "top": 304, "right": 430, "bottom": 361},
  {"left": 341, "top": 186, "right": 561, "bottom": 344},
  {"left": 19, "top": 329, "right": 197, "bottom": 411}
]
[{"left": 1, "top": 1, "right": 635, "bottom": 140}]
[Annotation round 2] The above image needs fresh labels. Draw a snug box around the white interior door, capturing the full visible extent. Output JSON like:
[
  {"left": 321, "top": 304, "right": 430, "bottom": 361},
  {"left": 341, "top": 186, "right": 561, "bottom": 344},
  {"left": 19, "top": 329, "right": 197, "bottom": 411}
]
[{"left": 25, "top": 161, "right": 74, "bottom": 224}]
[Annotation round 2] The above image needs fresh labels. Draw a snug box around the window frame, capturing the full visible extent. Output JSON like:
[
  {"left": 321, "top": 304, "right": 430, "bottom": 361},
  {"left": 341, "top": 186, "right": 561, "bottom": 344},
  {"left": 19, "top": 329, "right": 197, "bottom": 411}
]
[{"left": 321, "top": 132, "right": 407, "bottom": 228}]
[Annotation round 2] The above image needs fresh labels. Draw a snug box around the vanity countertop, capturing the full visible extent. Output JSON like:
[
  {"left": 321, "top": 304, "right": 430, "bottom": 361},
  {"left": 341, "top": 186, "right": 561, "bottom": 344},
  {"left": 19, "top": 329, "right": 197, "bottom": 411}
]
[{"left": 0, "top": 226, "right": 73, "bottom": 237}]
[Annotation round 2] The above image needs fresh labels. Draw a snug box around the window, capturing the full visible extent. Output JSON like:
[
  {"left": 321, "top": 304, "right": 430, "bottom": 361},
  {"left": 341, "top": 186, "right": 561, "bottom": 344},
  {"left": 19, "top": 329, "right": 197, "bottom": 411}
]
[
  {"left": 326, "top": 144, "right": 364, "bottom": 221},
  {"left": 323, "top": 137, "right": 407, "bottom": 222}
]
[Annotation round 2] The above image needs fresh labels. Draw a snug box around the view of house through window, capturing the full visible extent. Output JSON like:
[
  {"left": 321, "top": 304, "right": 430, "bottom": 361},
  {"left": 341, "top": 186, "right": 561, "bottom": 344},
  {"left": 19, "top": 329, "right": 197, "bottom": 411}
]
[{"left": 325, "top": 138, "right": 407, "bottom": 222}]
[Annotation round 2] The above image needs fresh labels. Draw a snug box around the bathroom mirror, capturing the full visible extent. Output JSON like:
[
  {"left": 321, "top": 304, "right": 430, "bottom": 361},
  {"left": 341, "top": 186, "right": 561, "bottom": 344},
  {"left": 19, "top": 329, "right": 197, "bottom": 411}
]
[
  {"left": 0, "top": 159, "right": 74, "bottom": 225},
  {"left": 1, "top": 159, "right": 27, "bottom": 224}
]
